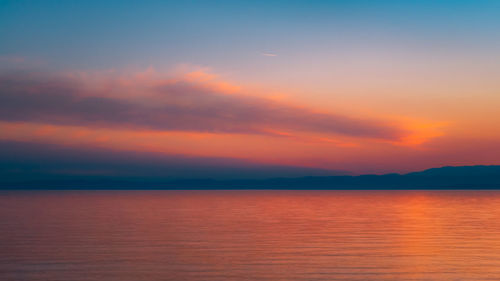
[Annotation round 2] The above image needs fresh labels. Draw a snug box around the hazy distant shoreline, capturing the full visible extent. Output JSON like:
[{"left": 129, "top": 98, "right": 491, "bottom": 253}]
[{"left": 2, "top": 165, "right": 499, "bottom": 190}]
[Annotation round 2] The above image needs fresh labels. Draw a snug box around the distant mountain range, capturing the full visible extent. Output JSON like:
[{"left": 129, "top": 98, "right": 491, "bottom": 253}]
[{"left": 1, "top": 165, "right": 500, "bottom": 189}]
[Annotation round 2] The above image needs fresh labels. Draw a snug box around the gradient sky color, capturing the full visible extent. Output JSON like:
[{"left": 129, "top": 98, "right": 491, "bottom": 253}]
[{"left": 1, "top": 0, "right": 500, "bottom": 177}]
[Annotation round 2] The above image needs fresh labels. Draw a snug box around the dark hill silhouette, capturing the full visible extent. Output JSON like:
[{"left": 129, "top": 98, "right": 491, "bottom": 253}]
[{"left": 1, "top": 165, "right": 500, "bottom": 189}]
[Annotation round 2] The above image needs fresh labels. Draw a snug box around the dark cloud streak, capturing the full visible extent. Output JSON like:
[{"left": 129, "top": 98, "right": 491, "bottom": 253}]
[{"left": 0, "top": 71, "right": 406, "bottom": 139}]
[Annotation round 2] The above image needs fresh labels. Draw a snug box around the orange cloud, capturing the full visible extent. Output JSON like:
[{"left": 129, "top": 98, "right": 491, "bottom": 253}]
[
  {"left": 397, "top": 120, "right": 448, "bottom": 147},
  {"left": 0, "top": 120, "right": 453, "bottom": 175}
]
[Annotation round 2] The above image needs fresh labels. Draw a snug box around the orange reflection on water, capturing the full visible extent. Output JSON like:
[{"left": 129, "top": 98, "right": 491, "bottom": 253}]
[{"left": 1, "top": 190, "right": 500, "bottom": 281}]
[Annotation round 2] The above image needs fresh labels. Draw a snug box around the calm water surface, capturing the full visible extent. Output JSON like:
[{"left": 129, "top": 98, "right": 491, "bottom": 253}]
[{"left": 1, "top": 190, "right": 500, "bottom": 281}]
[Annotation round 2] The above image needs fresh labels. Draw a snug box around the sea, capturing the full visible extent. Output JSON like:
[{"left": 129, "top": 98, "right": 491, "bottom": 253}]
[{"left": 1, "top": 190, "right": 500, "bottom": 280}]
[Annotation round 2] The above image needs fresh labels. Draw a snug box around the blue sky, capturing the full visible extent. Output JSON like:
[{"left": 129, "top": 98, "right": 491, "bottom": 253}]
[{"left": 2, "top": 0, "right": 499, "bottom": 71}]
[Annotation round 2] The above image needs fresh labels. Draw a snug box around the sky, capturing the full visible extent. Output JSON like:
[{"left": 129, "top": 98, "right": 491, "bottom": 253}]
[{"left": 1, "top": 0, "right": 500, "bottom": 179}]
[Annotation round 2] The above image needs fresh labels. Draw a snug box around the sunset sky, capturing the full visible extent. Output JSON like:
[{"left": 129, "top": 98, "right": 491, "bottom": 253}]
[{"left": 1, "top": 0, "right": 500, "bottom": 179}]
